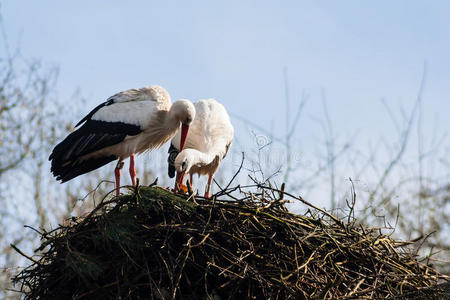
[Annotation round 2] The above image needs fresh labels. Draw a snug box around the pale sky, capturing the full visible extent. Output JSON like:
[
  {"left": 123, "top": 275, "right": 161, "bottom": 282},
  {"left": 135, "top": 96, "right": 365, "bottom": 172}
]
[{"left": 1, "top": 1, "right": 449, "bottom": 206}]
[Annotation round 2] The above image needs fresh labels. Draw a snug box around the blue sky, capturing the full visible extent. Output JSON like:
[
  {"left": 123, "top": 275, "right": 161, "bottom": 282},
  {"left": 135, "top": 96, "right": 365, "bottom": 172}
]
[
  {"left": 3, "top": 2, "right": 449, "bottom": 119},
  {"left": 1, "top": 1, "right": 449, "bottom": 202}
]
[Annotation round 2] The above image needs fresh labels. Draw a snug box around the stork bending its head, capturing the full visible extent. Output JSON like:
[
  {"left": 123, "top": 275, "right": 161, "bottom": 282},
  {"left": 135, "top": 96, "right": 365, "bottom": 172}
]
[{"left": 168, "top": 99, "right": 234, "bottom": 198}]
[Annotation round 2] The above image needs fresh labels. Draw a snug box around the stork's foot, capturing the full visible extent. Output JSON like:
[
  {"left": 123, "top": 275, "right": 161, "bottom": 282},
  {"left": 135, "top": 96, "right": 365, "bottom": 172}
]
[{"left": 204, "top": 192, "right": 211, "bottom": 198}]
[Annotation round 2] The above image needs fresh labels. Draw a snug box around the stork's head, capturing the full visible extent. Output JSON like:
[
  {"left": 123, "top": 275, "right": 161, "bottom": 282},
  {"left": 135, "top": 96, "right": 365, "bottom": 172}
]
[
  {"left": 171, "top": 99, "right": 195, "bottom": 151},
  {"left": 174, "top": 149, "right": 197, "bottom": 174},
  {"left": 171, "top": 99, "right": 195, "bottom": 125}
]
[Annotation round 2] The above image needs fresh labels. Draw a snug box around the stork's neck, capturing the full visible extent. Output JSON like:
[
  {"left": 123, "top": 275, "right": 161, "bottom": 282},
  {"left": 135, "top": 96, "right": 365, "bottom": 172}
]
[
  {"left": 165, "top": 106, "right": 180, "bottom": 130},
  {"left": 183, "top": 148, "right": 218, "bottom": 167}
]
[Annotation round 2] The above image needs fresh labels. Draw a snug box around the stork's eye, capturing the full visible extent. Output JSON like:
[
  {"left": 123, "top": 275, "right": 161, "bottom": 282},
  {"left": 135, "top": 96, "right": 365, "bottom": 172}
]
[
  {"left": 185, "top": 117, "right": 192, "bottom": 124},
  {"left": 182, "top": 161, "right": 186, "bottom": 168}
]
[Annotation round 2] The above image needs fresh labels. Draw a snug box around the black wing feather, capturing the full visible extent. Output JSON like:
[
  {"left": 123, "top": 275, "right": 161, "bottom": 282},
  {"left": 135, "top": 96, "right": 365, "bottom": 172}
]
[
  {"left": 49, "top": 119, "right": 142, "bottom": 182},
  {"left": 167, "top": 143, "right": 179, "bottom": 178}
]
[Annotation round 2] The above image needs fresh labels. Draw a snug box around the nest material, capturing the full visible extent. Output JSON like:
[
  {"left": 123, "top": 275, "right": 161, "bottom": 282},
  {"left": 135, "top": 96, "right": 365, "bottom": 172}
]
[{"left": 13, "top": 185, "right": 449, "bottom": 299}]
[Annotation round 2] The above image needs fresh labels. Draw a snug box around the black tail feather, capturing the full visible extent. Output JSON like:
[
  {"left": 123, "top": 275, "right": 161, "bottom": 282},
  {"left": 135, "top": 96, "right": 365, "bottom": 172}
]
[{"left": 49, "top": 129, "right": 119, "bottom": 182}]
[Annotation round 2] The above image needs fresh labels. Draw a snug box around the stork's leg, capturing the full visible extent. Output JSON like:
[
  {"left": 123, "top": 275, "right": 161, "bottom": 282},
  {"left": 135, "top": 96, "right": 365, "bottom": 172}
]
[
  {"left": 180, "top": 172, "right": 186, "bottom": 186},
  {"left": 115, "top": 160, "right": 124, "bottom": 196},
  {"left": 189, "top": 173, "right": 194, "bottom": 189},
  {"left": 129, "top": 154, "right": 136, "bottom": 186},
  {"left": 204, "top": 174, "right": 213, "bottom": 198}
]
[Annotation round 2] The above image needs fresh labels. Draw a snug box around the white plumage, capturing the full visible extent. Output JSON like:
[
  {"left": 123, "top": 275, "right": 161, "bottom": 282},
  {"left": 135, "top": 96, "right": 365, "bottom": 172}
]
[
  {"left": 50, "top": 85, "right": 195, "bottom": 196},
  {"left": 168, "top": 99, "right": 234, "bottom": 197}
]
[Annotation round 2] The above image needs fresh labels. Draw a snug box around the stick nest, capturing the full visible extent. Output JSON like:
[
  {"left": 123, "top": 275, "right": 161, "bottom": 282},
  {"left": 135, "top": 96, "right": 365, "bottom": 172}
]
[{"left": 13, "top": 185, "right": 449, "bottom": 299}]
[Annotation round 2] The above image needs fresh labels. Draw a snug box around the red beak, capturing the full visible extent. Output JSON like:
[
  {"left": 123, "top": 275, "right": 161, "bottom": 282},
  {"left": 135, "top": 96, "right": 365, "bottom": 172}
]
[
  {"left": 180, "top": 123, "right": 189, "bottom": 151},
  {"left": 174, "top": 171, "right": 186, "bottom": 192},
  {"left": 175, "top": 171, "right": 185, "bottom": 186},
  {"left": 174, "top": 124, "right": 189, "bottom": 192}
]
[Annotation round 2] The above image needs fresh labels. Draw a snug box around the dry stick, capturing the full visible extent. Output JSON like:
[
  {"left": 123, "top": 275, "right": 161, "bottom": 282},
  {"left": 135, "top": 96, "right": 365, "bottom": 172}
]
[
  {"left": 283, "top": 81, "right": 308, "bottom": 184},
  {"left": 346, "top": 177, "right": 357, "bottom": 224},
  {"left": 297, "top": 142, "right": 351, "bottom": 187},
  {"left": 368, "top": 64, "right": 426, "bottom": 212},
  {"left": 214, "top": 152, "right": 245, "bottom": 197},
  {"left": 230, "top": 113, "right": 286, "bottom": 145},
  {"left": 416, "top": 65, "right": 425, "bottom": 233},
  {"left": 172, "top": 238, "right": 192, "bottom": 299},
  {"left": 74, "top": 281, "right": 119, "bottom": 299},
  {"left": 256, "top": 185, "right": 343, "bottom": 226},
  {"left": 23, "top": 225, "right": 43, "bottom": 235},
  {"left": 321, "top": 90, "right": 337, "bottom": 209},
  {"left": 10, "top": 244, "right": 39, "bottom": 264},
  {"left": 413, "top": 231, "right": 437, "bottom": 257}
]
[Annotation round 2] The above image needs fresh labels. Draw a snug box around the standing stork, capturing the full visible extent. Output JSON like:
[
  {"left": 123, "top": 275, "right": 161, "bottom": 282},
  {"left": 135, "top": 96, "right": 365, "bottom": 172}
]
[
  {"left": 49, "top": 85, "right": 195, "bottom": 196},
  {"left": 168, "top": 99, "right": 234, "bottom": 198}
]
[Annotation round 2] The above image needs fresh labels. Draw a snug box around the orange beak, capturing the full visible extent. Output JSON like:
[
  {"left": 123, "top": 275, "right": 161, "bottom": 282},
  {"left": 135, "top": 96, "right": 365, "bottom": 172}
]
[{"left": 180, "top": 123, "right": 189, "bottom": 151}]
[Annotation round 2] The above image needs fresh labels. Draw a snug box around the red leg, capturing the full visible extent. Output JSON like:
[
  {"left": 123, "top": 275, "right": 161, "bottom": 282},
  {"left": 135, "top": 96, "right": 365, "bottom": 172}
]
[
  {"left": 115, "top": 160, "right": 124, "bottom": 196},
  {"left": 189, "top": 173, "right": 194, "bottom": 189},
  {"left": 129, "top": 154, "right": 136, "bottom": 186},
  {"left": 204, "top": 174, "right": 213, "bottom": 198}
]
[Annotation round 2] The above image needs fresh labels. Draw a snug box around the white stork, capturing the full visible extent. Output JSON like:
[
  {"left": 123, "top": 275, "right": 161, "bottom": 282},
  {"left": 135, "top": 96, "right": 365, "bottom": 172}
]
[
  {"left": 168, "top": 99, "right": 234, "bottom": 198},
  {"left": 49, "top": 85, "right": 195, "bottom": 196}
]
